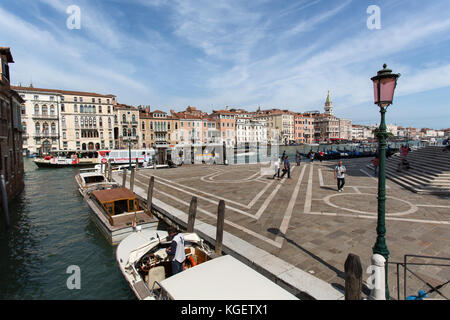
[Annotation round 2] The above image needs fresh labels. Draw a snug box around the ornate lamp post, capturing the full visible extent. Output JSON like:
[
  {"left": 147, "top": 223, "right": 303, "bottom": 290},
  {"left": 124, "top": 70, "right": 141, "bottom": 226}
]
[{"left": 371, "top": 64, "right": 400, "bottom": 300}]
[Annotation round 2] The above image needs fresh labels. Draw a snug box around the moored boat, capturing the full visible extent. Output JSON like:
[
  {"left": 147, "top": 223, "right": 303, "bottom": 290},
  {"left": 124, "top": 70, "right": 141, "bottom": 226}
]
[
  {"left": 117, "top": 229, "right": 298, "bottom": 300},
  {"left": 75, "top": 168, "right": 119, "bottom": 195},
  {"left": 82, "top": 186, "right": 159, "bottom": 245}
]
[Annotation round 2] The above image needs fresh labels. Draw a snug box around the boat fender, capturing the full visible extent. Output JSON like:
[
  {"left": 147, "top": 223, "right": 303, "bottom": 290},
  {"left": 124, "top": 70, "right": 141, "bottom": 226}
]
[{"left": 183, "top": 256, "right": 197, "bottom": 270}]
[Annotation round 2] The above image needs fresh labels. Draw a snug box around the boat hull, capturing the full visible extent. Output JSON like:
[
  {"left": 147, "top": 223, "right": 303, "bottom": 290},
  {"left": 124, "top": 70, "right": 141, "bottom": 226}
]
[{"left": 34, "top": 160, "right": 97, "bottom": 168}]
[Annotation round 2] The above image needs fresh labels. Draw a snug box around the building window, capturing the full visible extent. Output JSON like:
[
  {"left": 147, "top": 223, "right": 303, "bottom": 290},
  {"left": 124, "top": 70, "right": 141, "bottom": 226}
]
[
  {"left": 74, "top": 104, "right": 78, "bottom": 113},
  {"left": 61, "top": 104, "right": 65, "bottom": 112},
  {"left": 74, "top": 97, "right": 77, "bottom": 102},
  {"left": 142, "top": 122, "right": 145, "bottom": 130}
]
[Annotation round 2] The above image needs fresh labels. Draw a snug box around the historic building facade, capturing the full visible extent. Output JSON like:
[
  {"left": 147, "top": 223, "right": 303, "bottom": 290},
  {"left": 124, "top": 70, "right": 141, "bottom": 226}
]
[
  {"left": 0, "top": 47, "right": 24, "bottom": 203},
  {"left": 13, "top": 85, "right": 116, "bottom": 154}
]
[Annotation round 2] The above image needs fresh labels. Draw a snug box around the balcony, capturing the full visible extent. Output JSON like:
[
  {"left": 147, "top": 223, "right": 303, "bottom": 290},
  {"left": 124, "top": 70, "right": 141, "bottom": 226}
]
[
  {"left": 119, "top": 135, "right": 139, "bottom": 141},
  {"left": 34, "top": 132, "right": 59, "bottom": 138},
  {"left": 32, "top": 113, "right": 58, "bottom": 120}
]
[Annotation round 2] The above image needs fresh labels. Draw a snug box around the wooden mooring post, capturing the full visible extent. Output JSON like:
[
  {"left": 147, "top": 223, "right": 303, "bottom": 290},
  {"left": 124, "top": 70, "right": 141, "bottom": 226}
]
[
  {"left": 147, "top": 176, "right": 154, "bottom": 211},
  {"left": 0, "top": 174, "right": 10, "bottom": 230},
  {"left": 215, "top": 200, "right": 225, "bottom": 255},
  {"left": 107, "top": 161, "right": 112, "bottom": 181},
  {"left": 344, "top": 253, "right": 363, "bottom": 300},
  {"left": 187, "top": 196, "right": 198, "bottom": 233},
  {"left": 122, "top": 168, "right": 127, "bottom": 188},
  {"left": 130, "top": 167, "right": 135, "bottom": 191}
]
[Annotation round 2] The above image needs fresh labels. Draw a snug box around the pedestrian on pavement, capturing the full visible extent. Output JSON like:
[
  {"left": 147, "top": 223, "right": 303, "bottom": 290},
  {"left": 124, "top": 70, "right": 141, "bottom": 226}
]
[
  {"left": 273, "top": 158, "right": 281, "bottom": 179},
  {"left": 280, "top": 156, "right": 291, "bottom": 179},
  {"left": 334, "top": 160, "right": 346, "bottom": 192},
  {"left": 309, "top": 150, "right": 315, "bottom": 163},
  {"left": 371, "top": 155, "right": 379, "bottom": 176},
  {"left": 295, "top": 151, "right": 301, "bottom": 166},
  {"left": 281, "top": 151, "right": 286, "bottom": 161}
]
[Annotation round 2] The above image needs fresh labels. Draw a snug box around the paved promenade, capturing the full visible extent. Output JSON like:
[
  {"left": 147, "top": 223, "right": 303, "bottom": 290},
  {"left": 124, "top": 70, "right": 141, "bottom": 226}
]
[{"left": 119, "top": 158, "right": 450, "bottom": 299}]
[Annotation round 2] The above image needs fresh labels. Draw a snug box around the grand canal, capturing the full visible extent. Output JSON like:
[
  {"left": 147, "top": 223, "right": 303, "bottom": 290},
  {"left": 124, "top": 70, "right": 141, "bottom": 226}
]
[{"left": 0, "top": 159, "right": 135, "bottom": 299}]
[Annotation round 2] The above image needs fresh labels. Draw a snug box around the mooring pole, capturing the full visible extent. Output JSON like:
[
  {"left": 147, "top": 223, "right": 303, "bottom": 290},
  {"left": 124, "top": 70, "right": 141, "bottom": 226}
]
[
  {"left": 108, "top": 161, "right": 112, "bottom": 182},
  {"left": 147, "top": 176, "right": 154, "bottom": 211},
  {"left": 187, "top": 196, "right": 198, "bottom": 233},
  {"left": 344, "top": 253, "right": 363, "bottom": 300},
  {"left": 130, "top": 167, "right": 135, "bottom": 191},
  {"left": 122, "top": 168, "right": 127, "bottom": 188},
  {"left": 215, "top": 200, "right": 225, "bottom": 255},
  {"left": 0, "top": 174, "right": 10, "bottom": 230}
]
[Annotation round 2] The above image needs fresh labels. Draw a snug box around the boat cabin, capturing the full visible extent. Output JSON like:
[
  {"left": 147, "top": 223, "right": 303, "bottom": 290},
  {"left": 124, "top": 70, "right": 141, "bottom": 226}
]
[{"left": 92, "top": 187, "right": 140, "bottom": 217}]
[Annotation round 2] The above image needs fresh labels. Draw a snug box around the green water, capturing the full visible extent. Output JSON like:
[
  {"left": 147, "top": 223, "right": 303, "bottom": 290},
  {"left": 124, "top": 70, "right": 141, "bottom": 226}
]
[{"left": 0, "top": 159, "right": 135, "bottom": 299}]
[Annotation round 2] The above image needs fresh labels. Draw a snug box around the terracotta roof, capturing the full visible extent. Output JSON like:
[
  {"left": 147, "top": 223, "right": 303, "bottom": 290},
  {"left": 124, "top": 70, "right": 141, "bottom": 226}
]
[
  {"left": 11, "top": 86, "right": 116, "bottom": 98},
  {"left": 92, "top": 187, "right": 136, "bottom": 204}
]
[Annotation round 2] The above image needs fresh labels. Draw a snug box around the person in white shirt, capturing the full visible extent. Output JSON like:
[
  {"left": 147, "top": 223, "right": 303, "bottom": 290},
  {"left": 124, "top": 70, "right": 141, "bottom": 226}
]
[
  {"left": 334, "top": 161, "right": 347, "bottom": 192},
  {"left": 273, "top": 158, "right": 281, "bottom": 179},
  {"left": 166, "top": 228, "right": 186, "bottom": 275}
]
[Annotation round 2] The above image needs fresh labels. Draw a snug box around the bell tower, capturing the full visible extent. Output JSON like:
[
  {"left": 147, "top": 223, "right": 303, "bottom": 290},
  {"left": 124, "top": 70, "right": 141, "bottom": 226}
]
[{"left": 324, "top": 90, "right": 333, "bottom": 115}]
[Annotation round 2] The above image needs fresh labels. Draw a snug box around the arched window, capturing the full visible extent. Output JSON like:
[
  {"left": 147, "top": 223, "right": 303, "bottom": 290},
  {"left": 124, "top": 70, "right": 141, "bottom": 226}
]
[
  {"left": 42, "top": 122, "right": 49, "bottom": 134},
  {"left": 34, "top": 104, "right": 39, "bottom": 115},
  {"left": 99, "top": 118, "right": 102, "bottom": 127},
  {"left": 75, "top": 116, "right": 78, "bottom": 124},
  {"left": 22, "top": 122, "right": 27, "bottom": 132},
  {"left": 132, "top": 114, "right": 136, "bottom": 122},
  {"left": 89, "top": 117, "right": 93, "bottom": 126},
  {"left": 35, "top": 123, "right": 40, "bottom": 133},
  {"left": 142, "top": 121, "right": 145, "bottom": 130},
  {"left": 80, "top": 117, "right": 84, "bottom": 126},
  {"left": 132, "top": 128, "right": 136, "bottom": 136},
  {"left": 51, "top": 123, "right": 56, "bottom": 133},
  {"left": 123, "top": 128, "right": 127, "bottom": 137},
  {"left": 122, "top": 114, "right": 126, "bottom": 123},
  {"left": 108, "top": 118, "right": 111, "bottom": 128},
  {"left": 50, "top": 105, "right": 55, "bottom": 116},
  {"left": 42, "top": 105, "right": 48, "bottom": 115}
]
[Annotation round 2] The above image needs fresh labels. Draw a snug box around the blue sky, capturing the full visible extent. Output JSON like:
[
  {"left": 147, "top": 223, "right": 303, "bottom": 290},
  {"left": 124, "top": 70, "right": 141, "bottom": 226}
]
[{"left": 1, "top": 0, "right": 449, "bottom": 129}]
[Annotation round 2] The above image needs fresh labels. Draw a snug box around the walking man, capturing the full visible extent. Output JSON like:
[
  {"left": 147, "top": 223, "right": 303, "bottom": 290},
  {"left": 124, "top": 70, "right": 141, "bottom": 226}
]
[
  {"left": 371, "top": 155, "right": 379, "bottom": 176},
  {"left": 334, "top": 160, "right": 346, "bottom": 192},
  {"left": 295, "top": 151, "right": 301, "bottom": 166},
  {"left": 280, "top": 156, "right": 291, "bottom": 179},
  {"left": 166, "top": 228, "right": 186, "bottom": 275}
]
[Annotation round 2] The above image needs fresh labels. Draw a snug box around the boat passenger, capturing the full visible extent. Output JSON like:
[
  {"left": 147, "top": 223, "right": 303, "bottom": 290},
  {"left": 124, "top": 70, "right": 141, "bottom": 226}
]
[{"left": 166, "top": 228, "right": 186, "bottom": 275}]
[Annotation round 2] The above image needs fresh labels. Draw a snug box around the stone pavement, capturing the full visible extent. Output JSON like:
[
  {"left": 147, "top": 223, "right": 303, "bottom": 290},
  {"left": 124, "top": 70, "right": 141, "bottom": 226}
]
[{"left": 119, "top": 158, "right": 450, "bottom": 299}]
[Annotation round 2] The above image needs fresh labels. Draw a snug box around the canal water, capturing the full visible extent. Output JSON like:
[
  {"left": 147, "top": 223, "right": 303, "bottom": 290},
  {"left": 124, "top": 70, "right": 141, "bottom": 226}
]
[{"left": 0, "top": 159, "right": 136, "bottom": 299}]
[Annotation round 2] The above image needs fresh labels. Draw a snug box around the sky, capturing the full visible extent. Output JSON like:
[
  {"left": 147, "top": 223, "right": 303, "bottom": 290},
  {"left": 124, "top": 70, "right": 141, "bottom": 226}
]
[{"left": 1, "top": 0, "right": 450, "bottom": 129}]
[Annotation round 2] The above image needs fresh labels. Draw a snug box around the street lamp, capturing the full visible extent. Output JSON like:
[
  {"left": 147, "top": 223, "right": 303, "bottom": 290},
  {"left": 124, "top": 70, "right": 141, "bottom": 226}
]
[{"left": 371, "top": 64, "right": 400, "bottom": 300}]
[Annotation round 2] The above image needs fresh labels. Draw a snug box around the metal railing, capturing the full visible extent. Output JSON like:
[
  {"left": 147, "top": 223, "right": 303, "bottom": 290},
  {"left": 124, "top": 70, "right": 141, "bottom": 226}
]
[{"left": 388, "top": 254, "right": 449, "bottom": 300}]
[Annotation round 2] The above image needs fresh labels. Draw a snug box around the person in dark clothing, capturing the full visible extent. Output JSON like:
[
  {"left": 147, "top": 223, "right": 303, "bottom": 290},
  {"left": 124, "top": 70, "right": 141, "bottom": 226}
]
[
  {"left": 280, "top": 156, "right": 291, "bottom": 179},
  {"left": 281, "top": 150, "right": 286, "bottom": 161}
]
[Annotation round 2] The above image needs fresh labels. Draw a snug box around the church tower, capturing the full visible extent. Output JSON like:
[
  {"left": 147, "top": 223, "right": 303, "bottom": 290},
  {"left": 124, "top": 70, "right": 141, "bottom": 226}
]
[{"left": 324, "top": 90, "right": 333, "bottom": 115}]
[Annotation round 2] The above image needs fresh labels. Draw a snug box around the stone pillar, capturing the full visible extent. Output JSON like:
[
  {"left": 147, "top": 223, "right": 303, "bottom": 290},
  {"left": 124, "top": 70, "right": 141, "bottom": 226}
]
[{"left": 368, "top": 254, "right": 386, "bottom": 300}]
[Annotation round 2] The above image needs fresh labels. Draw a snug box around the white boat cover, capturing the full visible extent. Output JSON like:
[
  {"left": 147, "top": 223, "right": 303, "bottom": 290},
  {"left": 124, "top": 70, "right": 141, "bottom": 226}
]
[{"left": 160, "top": 255, "right": 298, "bottom": 300}]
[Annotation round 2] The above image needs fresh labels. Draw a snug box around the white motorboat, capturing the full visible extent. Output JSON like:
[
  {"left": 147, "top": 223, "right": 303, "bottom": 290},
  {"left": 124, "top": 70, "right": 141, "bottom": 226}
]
[
  {"left": 75, "top": 169, "right": 119, "bottom": 195},
  {"left": 117, "top": 229, "right": 298, "bottom": 300}
]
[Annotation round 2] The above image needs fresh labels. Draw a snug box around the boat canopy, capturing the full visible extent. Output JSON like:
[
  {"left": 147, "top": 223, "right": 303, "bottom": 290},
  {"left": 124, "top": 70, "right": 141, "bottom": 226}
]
[
  {"left": 160, "top": 255, "right": 298, "bottom": 300},
  {"left": 92, "top": 187, "right": 136, "bottom": 204}
]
